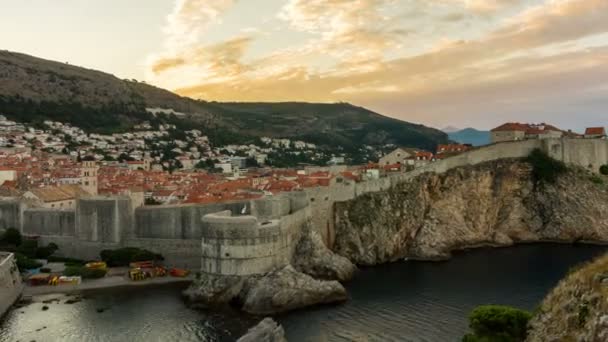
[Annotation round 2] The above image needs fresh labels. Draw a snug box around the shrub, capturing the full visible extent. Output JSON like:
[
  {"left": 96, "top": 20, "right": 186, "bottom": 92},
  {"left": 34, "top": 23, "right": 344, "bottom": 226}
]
[
  {"left": 0, "top": 227, "right": 22, "bottom": 246},
  {"left": 590, "top": 175, "right": 604, "bottom": 185},
  {"left": 47, "top": 256, "right": 85, "bottom": 264},
  {"left": 15, "top": 253, "right": 42, "bottom": 271},
  {"left": 100, "top": 247, "right": 163, "bottom": 267},
  {"left": 600, "top": 164, "right": 608, "bottom": 176},
  {"left": 16, "top": 239, "right": 39, "bottom": 258},
  {"left": 64, "top": 265, "right": 107, "bottom": 279},
  {"left": 526, "top": 149, "right": 567, "bottom": 184},
  {"left": 35, "top": 243, "right": 59, "bottom": 259},
  {"left": 463, "top": 305, "right": 532, "bottom": 342}
]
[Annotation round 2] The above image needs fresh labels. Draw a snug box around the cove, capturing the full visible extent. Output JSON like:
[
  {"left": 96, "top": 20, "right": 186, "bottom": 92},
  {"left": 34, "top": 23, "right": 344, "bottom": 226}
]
[{"left": 1, "top": 244, "right": 606, "bottom": 342}]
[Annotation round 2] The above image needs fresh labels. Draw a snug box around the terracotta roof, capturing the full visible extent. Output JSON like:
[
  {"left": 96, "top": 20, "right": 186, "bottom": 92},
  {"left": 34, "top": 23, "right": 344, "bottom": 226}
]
[
  {"left": 585, "top": 127, "right": 606, "bottom": 136},
  {"left": 491, "top": 122, "right": 562, "bottom": 134},
  {"left": 27, "top": 185, "right": 90, "bottom": 203}
]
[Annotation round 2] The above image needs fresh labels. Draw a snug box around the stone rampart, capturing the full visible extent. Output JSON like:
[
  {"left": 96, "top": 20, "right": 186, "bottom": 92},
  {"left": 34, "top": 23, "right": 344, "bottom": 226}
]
[
  {"left": 199, "top": 193, "right": 309, "bottom": 276},
  {"left": 9, "top": 138, "right": 607, "bottom": 271},
  {"left": 0, "top": 253, "right": 23, "bottom": 318},
  {"left": 23, "top": 209, "right": 75, "bottom": 237},
  {"left": 0, "top": 199, "right": 22, "bottom": 231}
]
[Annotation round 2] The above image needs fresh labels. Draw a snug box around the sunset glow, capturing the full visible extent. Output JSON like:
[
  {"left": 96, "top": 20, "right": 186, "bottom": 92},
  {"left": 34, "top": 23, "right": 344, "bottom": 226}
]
[{"left": 3, "top": 0, "right": 607, "bottom": 129}]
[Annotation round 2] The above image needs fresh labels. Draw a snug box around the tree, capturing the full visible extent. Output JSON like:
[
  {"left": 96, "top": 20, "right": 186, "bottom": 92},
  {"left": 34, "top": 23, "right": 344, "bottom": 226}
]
[
  {"left": 462, "top": 305, "right": 532, "bottom": 342},
  {"left": 0, "top": 227, "right": 22, "bottom": 246},
  {"left": 526, "top": 149, "right": 567, "bottom": 184}
]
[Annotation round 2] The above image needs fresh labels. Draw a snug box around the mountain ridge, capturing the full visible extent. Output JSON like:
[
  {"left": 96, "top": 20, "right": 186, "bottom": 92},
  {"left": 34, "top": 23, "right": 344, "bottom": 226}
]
[{"left": 0, "top": 50, "right": 448, "bottom": 151}]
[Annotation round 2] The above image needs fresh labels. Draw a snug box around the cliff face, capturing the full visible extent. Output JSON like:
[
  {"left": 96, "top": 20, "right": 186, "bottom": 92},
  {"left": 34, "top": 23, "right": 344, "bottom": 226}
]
[
  {"left": 527, "top": 254, "right": 608, "bottom": 341},
  {"left": 333, "top": 159, "right": 608, "bottom": 265}
]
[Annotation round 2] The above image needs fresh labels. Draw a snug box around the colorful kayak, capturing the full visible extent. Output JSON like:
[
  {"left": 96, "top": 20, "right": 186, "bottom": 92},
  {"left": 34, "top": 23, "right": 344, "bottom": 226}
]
[{"left": 169, "top": 268, "right": 190, "bottom": 277}]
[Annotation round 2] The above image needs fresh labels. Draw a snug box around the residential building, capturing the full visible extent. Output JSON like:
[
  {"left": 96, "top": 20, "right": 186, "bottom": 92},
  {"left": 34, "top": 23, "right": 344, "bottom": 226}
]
[
  {"left": 584, "top": 127, "right": 607, "bottom": 139},
  {"left": 491, "top": 123, "right": 563, "bottom": 143},
  {"left": 22, "top": 184, "right": 90, "bottom": 209},
  {"left": 379, "top": 148, "right": 415, "bottom": 166}
]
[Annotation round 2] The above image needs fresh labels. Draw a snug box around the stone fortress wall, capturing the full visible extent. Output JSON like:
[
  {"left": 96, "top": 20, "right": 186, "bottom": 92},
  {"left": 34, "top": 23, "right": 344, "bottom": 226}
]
[
  {"left": 307, "top": 138, "right": 608, "bottom": 247},
  {"left": 0, "top": 252, "right": 23, "bottom": 318},
  {"left": 0, "top": 191, "right": 310, "bottom": 270},
  {"left": 0, "top": 138, "right": 606, "bottom": 272}
]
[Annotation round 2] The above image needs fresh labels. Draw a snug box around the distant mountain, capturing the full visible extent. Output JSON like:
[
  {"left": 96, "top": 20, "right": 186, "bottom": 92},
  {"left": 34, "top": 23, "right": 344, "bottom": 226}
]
[
  {"left": 0, "top": 50, "right": 448, "bottom": 151},
  {"left": 447, "top": 128, "right": 491, "bottom": 146},
  {"left": 441, "top": 126, "right": 461, "bottom": 133}
]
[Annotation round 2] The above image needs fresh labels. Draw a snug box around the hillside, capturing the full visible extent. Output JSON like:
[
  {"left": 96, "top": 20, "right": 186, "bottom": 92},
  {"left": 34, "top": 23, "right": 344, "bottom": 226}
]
[
  {"left": 446, "top": 128, "right": 491, "bottom": 146},
  {"left": 0, "top": 50, "right": 447, "bottom": 151}
]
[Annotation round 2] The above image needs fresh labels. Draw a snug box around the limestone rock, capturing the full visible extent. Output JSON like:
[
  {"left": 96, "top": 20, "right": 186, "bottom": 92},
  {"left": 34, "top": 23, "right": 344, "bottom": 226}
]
[
  {"left": 527, "top": 253, "right": 608, "bottom": 341},
  {"left": 333, "top": 159, "right": 608, "bottom": 265},
  {"left": 242, "top": 265, "right": 348, "bottom": 315},
  {"left": 293, "top": 225, "right": 357, "bottom": 282},
  {"left": 237, "top": 318, "right": 287, "bottom": 342},
  {"left": 183, "top": 274, "right": 246, "bottom": 308}
]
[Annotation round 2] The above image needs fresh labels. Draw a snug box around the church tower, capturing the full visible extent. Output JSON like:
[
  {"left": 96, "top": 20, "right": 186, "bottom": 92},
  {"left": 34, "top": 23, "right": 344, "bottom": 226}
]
[{"left": 80, "top": 160, "right": 99, "bottom": 196}]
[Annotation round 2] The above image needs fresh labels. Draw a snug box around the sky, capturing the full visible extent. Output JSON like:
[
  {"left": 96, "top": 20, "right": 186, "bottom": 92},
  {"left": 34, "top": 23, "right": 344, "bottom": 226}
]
[{"left": 1, "top": 0, "right": 608, "bottom": 131}]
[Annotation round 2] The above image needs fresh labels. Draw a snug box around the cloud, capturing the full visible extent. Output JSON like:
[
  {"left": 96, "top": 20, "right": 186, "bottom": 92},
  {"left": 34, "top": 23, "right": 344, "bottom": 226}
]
[
  {"left": 163, "top": 0, "right": 235, "bottom": 50},
  {"left": 146, "top": 0, "right": 608, "bottom": 129}
]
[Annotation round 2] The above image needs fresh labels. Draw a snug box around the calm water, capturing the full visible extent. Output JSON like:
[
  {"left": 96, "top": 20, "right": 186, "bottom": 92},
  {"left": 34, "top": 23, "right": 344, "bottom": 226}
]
[{"left": 1, "top": 244, "right": 606, "bottom": 342}]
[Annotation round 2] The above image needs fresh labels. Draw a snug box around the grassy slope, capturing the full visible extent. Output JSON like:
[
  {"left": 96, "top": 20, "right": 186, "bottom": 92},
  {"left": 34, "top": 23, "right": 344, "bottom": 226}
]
[{"left": 0, "top": 50, "right": 447, "bottom": 150}]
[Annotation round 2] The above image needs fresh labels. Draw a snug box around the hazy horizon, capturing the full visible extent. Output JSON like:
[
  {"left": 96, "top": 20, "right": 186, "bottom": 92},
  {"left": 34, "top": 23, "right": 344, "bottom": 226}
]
[{"left": 2, "top": 0, "right": 607, "bottom": 131}]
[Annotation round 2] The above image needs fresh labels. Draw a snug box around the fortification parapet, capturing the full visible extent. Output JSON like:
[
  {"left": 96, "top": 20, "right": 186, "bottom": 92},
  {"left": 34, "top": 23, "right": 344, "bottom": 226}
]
[
  {"left": 250, "top": 194, "right": 290, "bottom": 219},
  {"left": 76, "top": 196, "right": 132, "bottom": 243},
  {"left": 23, "top": 208, "right": 75, "bottom": 237},
  {"left": 200, "top": 210, "right": 287, "bottom": 276},
  {"left": 286, "top": 191, "right": 309, "bottom": 213},
  {"left": 0, "top": 199, "right": 22, "bottom": 232}
]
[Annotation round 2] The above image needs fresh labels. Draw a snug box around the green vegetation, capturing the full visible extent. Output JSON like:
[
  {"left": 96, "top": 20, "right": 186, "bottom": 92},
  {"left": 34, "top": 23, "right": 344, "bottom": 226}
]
[
  {"left": 14, "top": 253, "right": 42, "bottom": 271},
  {"left": 0, "top": 227, "right": 22, "bottom": 246},
  {"left": 47, "top": 256, "right": 85, "bottom": 264},
  {"left": 600, "top": 164, "right": 608, "bottom": 176},
  {"left": 100, "top": 247, "right": 164, "bottom": 267},
  {"left": 526, "top": 149, "right": 567, "bottom": 184},
  {"left": 0, "top": 228, "right": 61, "bottom": 270},
  {"left": 590, "top": 175, "right": 604, "bottom": 185},
  {"left": 64, "top": 265, "right": 107, "bottom": 279},
  {"left": 462, "top": 305, "right": 532, "bottom": 342}
]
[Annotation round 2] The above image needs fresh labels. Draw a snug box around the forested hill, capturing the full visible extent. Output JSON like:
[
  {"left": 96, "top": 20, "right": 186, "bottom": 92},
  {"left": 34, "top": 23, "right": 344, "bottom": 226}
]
[{"left": 0, "top": 50, "right": 448, "bottom": 151}]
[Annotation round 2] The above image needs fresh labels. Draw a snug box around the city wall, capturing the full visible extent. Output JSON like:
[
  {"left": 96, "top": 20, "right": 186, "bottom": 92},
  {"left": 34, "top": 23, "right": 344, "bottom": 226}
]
[
  {"left": 1, "top": 138, "right": 606, "bottom": 271},
  {"left": 308, "top": 138, "right": 608, "bottom": 247},
  {"left": 0, "top": 192, "right": 309, "bottom": 270},
  {"left": 0, "top": 253, "right": 23, "bottom": 318}
]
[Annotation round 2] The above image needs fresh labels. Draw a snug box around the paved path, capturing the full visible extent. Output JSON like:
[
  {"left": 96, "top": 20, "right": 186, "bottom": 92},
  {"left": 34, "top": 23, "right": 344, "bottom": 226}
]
[{"left": 23, "top": 275, "right": 194, "bottom": 296}]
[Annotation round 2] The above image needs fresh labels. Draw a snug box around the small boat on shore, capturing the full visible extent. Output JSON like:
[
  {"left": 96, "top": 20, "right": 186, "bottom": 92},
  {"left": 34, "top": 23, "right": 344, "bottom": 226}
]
[{"left": 169, "top": 268, "right": 190, "bottom": 277}]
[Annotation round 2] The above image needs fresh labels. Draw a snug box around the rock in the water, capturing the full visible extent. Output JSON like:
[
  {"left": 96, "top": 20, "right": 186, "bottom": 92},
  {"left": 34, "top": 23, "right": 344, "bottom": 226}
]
[
  {"left": 183, "top": 274, "right": 247, "bottom": 308},
  {"left": 293, "top": 225, "right": 357, "bottom": 282},
  {"left": 237, "top": 318, "right": 287, "bottom": 342},
  {"left": 242, "top": 265, "right": 348, "bottom": 315}
]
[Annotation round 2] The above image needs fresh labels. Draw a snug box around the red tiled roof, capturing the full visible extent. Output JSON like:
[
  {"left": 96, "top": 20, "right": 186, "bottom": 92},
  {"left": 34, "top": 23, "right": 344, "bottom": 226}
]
[
  {"left": 491, "top": 122, "right": 562, "bottom": 134},
  {"left": 585, "top": 127, "right": 606, "bottom": 136}
]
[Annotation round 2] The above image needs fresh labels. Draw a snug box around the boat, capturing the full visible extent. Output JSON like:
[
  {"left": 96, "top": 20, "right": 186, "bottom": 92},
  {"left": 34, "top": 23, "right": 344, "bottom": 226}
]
[
  {"left": 85, "top": 261, "right": 107, "bottom": 270},
  {"left": 169, "top": 268, "right": 190, "bottom": 277},
  {"left": 129, "top": 261, "right": 154, "bottom": 268}
]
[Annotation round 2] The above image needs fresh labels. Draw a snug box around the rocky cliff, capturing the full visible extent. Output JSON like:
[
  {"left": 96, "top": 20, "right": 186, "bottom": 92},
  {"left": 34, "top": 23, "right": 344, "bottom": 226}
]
[
  {"left": 333, "top": 159, "right": 608, "bottom": 265},
  {"left": 527, "top": 253, "right": 608, "bottom": 341}
]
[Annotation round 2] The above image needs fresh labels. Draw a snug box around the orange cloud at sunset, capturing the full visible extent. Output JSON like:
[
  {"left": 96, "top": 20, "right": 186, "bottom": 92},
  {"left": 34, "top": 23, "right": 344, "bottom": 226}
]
[{"left": 144, "top": 0, "right": 608, "bottom": 129}]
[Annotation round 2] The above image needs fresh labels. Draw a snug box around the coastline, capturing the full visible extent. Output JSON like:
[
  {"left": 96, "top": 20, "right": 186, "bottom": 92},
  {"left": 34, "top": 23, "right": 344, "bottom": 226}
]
[{"left": 22, "top": 275, "right": 193, "bottom": 296}]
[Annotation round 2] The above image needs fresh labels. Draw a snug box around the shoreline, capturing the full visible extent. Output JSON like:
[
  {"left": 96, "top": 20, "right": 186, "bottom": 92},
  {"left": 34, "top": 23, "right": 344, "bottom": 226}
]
[{"left": 22, "top": 275, "right": 194, "bottom": 296}]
